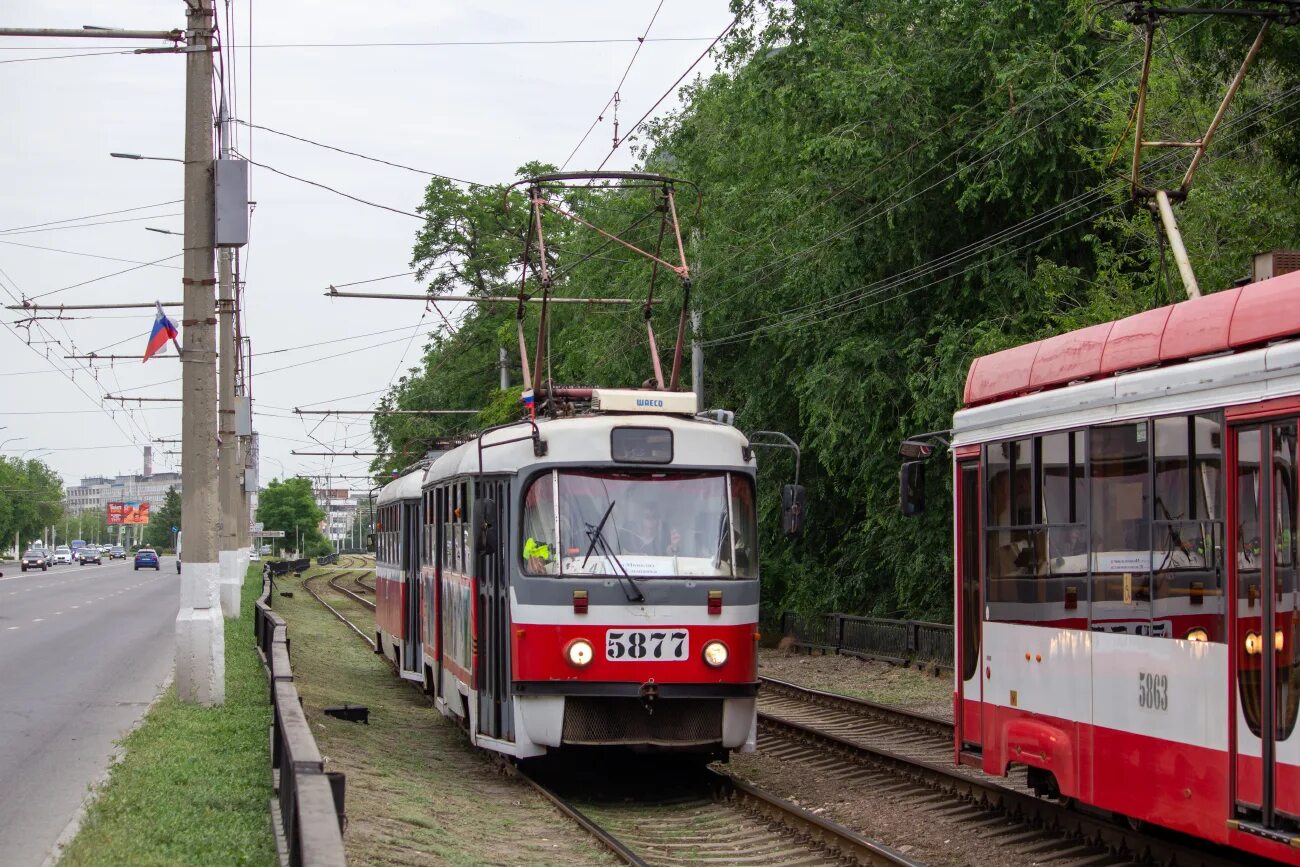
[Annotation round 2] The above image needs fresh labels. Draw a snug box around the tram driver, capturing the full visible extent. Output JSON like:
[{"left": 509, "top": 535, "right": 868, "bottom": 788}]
[{"left": 620, "top": 500, "right": 682, "bottom": 556}]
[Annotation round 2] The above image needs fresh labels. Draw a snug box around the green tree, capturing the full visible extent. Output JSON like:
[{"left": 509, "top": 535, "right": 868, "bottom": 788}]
[
  {"left": 0, "top": 458, "right": 63, "bottom": 555},
  {"left": 256, "top": 477, "right": 328, "bottom": 557},
  {"left": 374, "top": 0, "right": 1300, "bottom": 619},
  {"left": 143, "top": 486, "right": 181, "bottom": 550}
]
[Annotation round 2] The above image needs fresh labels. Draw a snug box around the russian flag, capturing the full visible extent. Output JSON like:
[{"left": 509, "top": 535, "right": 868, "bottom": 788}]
[{"left": 143, "top": 301, "right": 179, "bottom": 363}]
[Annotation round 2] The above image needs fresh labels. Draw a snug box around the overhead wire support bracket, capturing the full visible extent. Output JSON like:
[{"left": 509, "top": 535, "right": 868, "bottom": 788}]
[
  {"left": 323, "top": 288, "right": 647, "bottom": 305},
  {"left": 292, "top": 408, "right": 479, "bottom": 416},
  {"left": 1113, "top": 1, "right": 1294, "bottom": 298}
]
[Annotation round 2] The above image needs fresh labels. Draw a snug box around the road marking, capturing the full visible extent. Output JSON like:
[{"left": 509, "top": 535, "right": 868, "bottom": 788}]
[
  {"left": 54, "top": 611, "right": 62, "bottom": 616},
  {"left": 31, "top": 618, "right": 43, "bottom": 623},
  {"left": 7, "top": 626, "right": 18, "bottom": 631},
  {"left": 71, "top": 605, "right": 79, "bottom": 609}
]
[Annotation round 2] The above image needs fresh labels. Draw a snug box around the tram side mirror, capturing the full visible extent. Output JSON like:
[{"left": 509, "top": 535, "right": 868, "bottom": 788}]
[
  {"left": 781, "top": 484, "right": 806, "bottom": 539},
  {"left": 475, "top": 498, "right": 498, "bottom": 552},
  {"left": 900, "top": 461, "right": 926, "bottom": 516}
]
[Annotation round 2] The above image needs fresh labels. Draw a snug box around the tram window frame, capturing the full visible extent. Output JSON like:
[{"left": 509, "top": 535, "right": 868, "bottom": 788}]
[
  {"left": 1151, "top": 412, "right": 1226, "bottom": 642},
  {"left": 983, "top": 430, "right": 1088, "bottom": 630}
]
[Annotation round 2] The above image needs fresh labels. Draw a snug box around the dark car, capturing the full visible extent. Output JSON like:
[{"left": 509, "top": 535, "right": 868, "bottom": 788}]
[
  {"left": 78, "top": 547, "right": 102, "bottom": 565},
  {"left": 21, "top": 549, "right": 48, "bottom": 572},
  {"left": 109, "top": 546, "right": 126, "bottom": 560},
  {"left": 134, "top": 548, "right": 160, "bottom": 571}
]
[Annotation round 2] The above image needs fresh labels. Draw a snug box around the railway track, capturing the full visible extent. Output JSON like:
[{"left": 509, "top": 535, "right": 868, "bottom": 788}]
[
  {"left": 295, "top": 569, "right": 919, "bottom": 866},
  {"left": 756, "top": 677, "right": 1259, "bottom": 867}
]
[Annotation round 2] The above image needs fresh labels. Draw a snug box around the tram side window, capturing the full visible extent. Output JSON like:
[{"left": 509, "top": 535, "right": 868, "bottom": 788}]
[
  {"left": 1090, "top": 422, "right": 1152, "bottom": 632},
  {"left": 520, "top": 473, "right": 558, "bottom": 576},
  {"left": 1152, "top": 414, "right": 1225, "bottom": 642},
  {"left": 985, "top": 433, "right": 1087, "bottom": 629}
]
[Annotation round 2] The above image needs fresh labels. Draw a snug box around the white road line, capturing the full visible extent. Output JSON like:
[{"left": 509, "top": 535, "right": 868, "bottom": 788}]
[
  {"left": 6, "top": 626, "right": 18, "bottom": 631},
  {"left": 71, "top": 605, "right": 78, "bottom": 609},
  {"left": 54, "top": 612, "right": 61, "bottom": 616},
  {"left": 31, "top": 618, "right": 43, "bottom": 623}
]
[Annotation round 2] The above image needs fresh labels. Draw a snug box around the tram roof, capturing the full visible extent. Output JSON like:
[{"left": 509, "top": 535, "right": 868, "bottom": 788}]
[
  {"left": 376, "top": 466, "right": 424, "bottom": 504},
  {"left": 423, "top": 412, "right": 752, "bottom": 485},
  {"left": 963, "top": 269, "right": 1300, "bottom": 408}
]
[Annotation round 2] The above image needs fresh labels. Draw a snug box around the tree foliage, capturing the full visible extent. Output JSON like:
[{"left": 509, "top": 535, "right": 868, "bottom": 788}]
[
  {"left": 255, "top": 477, "right": 328, "bottom": 557},
  {"left": 0, "top": 458, "right": 63, "bottom": 554},
  {"left": 374, "top": 0, "right": 1300, "bottom": 619},
  {"left": 143, "top": 486, "right": 181, "bottom": 550}
]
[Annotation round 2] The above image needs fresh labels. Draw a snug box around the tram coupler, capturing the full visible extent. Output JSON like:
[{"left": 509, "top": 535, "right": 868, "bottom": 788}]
[{"left": 638, "top": 680, "right": 659, "bottom": 714}]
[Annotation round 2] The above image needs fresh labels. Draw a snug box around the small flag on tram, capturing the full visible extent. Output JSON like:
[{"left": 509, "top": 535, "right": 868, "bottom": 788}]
[
  {"left": 142, "top": 301, "right": 180, "bottom": 363},
  {"left": 521, "top": 389, "right": 535, "bottom": 408}
]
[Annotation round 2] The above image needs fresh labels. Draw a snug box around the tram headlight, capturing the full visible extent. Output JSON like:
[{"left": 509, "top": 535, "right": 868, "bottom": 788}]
[
  {"left": 565, "top": 638, "right": 594, "bottom": 668},
  {"left": 1185, "top": 628, "right": 1209, "bottom": 643},
  {"left": 1244, "top": 631, "right": 1262, "bottom": 656},
  {"left": 1276, "top": 630, "right": 1286, "bottom": 653},
  {"left": 702, "top": 640, "right": 729, "bottom": 668}
]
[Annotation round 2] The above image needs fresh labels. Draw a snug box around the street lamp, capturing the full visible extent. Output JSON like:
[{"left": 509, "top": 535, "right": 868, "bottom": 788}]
[
  {"left": 0, "top": 436, "right": 26, "bottom": 451},
  {"left": 110, "top": 152, "right": 184, "bottom": 164},
  {"left": 145, "top": 227, "right": 182, "bottom": 236}
]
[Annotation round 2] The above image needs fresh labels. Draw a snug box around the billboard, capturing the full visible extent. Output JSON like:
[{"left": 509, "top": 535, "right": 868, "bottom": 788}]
[{"left": 107, "top": 501, "right": 150, "bottom": 525}]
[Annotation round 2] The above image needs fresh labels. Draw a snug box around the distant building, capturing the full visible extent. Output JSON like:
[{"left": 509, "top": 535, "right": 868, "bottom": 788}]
[
  {"left": 314, "top": 487, "right": 360, "bottom": 547},
  {"left": 65, "top": 471, "right": 182, "bottom": 515}
]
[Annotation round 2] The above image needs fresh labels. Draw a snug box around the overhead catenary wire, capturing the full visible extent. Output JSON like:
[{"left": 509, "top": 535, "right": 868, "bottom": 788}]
[
  {"left": 594, "top": 9, "right": 745, "bottom": 172},
  {"left": 703, "top": 91, "right": 1300, "bottom": 349},
  {"left": 0, "top": 200, "right": 183, "bottom": 235},
  {"left": 230, "top": 150, "right": 422, "bottom": 219},
  {"left": 233, "top": 119, "right": 483, "bottom": 187},
  {"left": 560, "top": 0, "right": 667, "bottom": 170}
]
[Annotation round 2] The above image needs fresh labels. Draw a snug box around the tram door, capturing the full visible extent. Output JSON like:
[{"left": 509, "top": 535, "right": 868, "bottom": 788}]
[
  {"left": 402, "top": 499, "right": 422, "bottom": 674},
  {"left": 956, "top": 461, "right": 984, "bottom": 757},
  {"left": 1230, "top": 421, "right": 1300, "bottom": 829},
  {"left": 475, "top": 479, "right": 513, "bottom": 742}
]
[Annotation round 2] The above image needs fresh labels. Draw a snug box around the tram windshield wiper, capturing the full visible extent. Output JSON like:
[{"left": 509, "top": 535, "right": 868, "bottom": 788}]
[
  {"left": 582, "top": 500, "right": 617, "bottom": 568},
  {"left": 581, "top": 500, "right": 644, "bottom": 603}
]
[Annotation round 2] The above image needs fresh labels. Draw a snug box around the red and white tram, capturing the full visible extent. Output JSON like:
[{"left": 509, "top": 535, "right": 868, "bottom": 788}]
[
  {"left": 905, "top": 268, "right": 1300, "bottom": 862},
  {"left": 374, "top": 389, "right": 785, "bottom": 759}
]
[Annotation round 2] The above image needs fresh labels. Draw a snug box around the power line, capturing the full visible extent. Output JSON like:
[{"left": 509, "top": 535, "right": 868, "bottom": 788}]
[
  {"left": 704, "top": 92, "right": 1300, "bottom": 348},
  {"left": 560, "top": 0, "right": 667, "bottom": 170},
  {"left": 0, "top": 212, "right": 183, "bottom": 237},
  {"left": 0, "top": 200, "right": 182, "bottom": 235},
  {"left": 0, "top": 239, "right": 184, "bottom": 269},
  {"left": 231, "top": 151, "right": 422, "bottom": 219},
  {"left": 233, "top": 119, "right": 483, "bottom": 186},
  {"left": 595, "top": 10, "right": 743, "bottom": 172},
  {"left": 0, "top": 37, "right": 719, "bottom": 51},
  {"left": 22, "top": 254, "right": 185, "bottom": 301}
]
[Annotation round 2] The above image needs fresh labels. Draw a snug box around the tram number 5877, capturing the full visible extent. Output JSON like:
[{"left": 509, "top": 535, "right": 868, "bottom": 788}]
[
  {"left": 1138, "top": 671, "right": 1168, "bottom": 711},
  {"left": 606, "top": 629, "right": 689, "bottom": 661}
]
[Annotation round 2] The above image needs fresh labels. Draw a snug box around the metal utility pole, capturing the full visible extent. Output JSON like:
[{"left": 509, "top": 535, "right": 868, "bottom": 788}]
[
  {"left": 176, "top": 0, "right": 225, "bottom": 706},
  {"left": 216, "top": 96, "right": 240, "bottom": 619},
  {"left": 499, "top": 346, "right": 510, "bottom": 390}
]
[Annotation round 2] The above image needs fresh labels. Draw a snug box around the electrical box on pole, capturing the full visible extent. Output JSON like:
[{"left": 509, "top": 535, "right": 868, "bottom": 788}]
[{"left": 214, "top": 158, "right": 248, "bottom": 247}]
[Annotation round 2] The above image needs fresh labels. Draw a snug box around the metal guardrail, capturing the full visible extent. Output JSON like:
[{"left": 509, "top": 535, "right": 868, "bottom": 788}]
[
  {"left": 254, "top": 572, "right": 348, "bottom": 867},
  {"left": 779, "top": 612, "right": 954, "bottom": 669},
  {"left": 265, "top": 558, "right": 311, "bottom": 577}
]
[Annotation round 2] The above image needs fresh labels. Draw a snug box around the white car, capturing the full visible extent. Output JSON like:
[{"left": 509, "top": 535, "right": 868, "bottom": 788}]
[{"left": 52, "top": 546, "right": 73, "bottom": 565}]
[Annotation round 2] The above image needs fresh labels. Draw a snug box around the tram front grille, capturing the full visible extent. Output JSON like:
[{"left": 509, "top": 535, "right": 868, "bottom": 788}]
[{"left": 561, "top": 696, "right": 723, "bottom": 746}]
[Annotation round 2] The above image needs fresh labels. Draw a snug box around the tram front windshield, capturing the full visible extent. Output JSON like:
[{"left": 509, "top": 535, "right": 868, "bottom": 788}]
[{"left": 521, "top": 470, "right": 758, "bottom": 578}]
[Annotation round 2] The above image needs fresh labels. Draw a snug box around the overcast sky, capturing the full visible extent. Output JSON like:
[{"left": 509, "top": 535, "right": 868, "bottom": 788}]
[{"left": 0, "top": 0, "right": 731, "bottom": 492}]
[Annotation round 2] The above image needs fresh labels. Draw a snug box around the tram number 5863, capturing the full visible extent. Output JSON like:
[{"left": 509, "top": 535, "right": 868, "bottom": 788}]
[
  {"left": 1138, "top": 671, "right": 1168, "bottom": 711},
  {"left": 606, "top": 629, "right": 689, "bottom": 661}
]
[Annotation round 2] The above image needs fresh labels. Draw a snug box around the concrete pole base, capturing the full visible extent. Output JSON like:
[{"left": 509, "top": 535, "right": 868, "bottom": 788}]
[
  {"left": 218, "top": 549, "right": 242, "bottom": 619},
  {"left": 175, "top": 562, "right": 225, "bottom": 705},
  {"left": 236, "top": 546, "right": 250, "bottom": 583}
]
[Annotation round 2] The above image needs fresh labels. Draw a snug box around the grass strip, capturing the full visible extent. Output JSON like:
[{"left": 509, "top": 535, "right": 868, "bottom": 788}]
[{"left": 58, "top": 565, "right": 276, "bottom": 867}]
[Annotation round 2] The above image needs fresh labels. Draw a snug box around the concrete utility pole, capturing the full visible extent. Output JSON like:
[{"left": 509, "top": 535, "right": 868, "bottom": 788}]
[
  {"left": 175, "top": 0, "right": 225, "bottom": 705},
  {"left": 499, "top": 346, "right": 510, "bottom": 390},
  {"left": 216, "top": 96, "right": 241, "bottom": 619}
]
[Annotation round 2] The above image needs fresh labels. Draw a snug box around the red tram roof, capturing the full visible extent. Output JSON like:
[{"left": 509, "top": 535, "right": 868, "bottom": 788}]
[{"left": 963, "top": 269, "right": 1300, "bottom": 407}]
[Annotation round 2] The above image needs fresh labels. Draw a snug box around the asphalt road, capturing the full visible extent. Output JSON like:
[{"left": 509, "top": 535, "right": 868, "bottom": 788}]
[{"left": 0, "top": 554, "right": 178, "bottom": 866}]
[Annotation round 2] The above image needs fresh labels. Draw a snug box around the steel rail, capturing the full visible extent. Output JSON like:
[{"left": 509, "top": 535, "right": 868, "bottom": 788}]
[
  {"left": 512, "top": 768, "right": 649, "bottom": 867},
  {"left": 301, "top": 572, "right": 375, "bottom": 649},
  {"left": 327, "top": 569, "right": 376, "bottom": 611},
  {"left": 759, "top": 675, "right": 953, "bottom": 740},
  {"left": 706, "top": 767, "right": 926, "bottom": 866},
  {"left": 757, "top": 710, "right": 1247, "bottom": 867}
]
